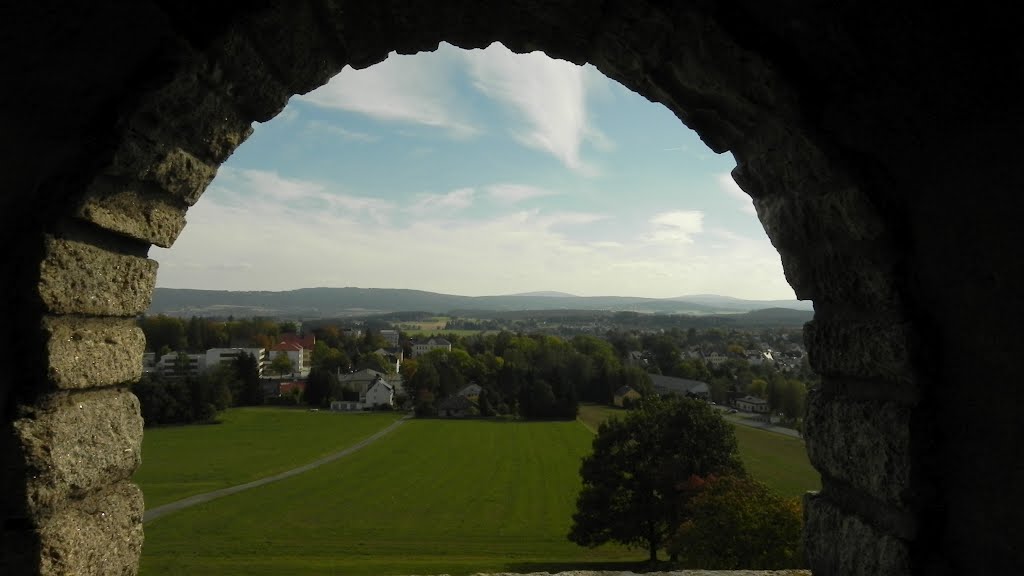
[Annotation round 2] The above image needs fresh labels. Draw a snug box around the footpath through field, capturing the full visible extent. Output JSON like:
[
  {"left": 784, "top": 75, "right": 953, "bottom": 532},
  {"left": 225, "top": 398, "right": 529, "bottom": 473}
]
[{"left": 143, "top": 415, "right": 410, "bottom": 523}]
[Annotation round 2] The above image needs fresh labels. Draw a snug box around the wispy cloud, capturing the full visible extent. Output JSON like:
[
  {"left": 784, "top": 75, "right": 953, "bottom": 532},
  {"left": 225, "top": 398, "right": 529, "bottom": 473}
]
[
  {"left": 646, "top": 210, "right": 704, "bottom": 245},
  {"left": 298, "top": 49, "right": 477, "bottom": 138},
  {"left": 410, "top": 187, "right": 476, "bottom": 213},
  {"left": 465, "top": 44, "right": 609, "bottom": 175},
  {"left": 305, "top": 121, "right": 379, "bottom": 142},
  {"left": 206, "top": 167, "right": 395, "bottom": 223},
  {"left": 154, "top": 170, "right": 793, "bottom": 299},
  {"left": 717, "top": 173, "right": 757, "bottom": 215},
  {"left": 486, "top": 183, "right": 558, "bottom": 204}
]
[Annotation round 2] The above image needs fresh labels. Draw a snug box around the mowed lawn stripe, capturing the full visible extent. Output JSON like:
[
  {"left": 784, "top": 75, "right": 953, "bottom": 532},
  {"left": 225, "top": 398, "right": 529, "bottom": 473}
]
[
  {"left": 135, "top": 408, "right": 403, "bottom": 507},
  {"left": 140, "top": 419, "right": 635, "bottom": 576}
]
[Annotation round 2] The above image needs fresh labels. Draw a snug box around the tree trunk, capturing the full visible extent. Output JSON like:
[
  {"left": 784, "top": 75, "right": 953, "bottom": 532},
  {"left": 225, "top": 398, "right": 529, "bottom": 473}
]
[{"left": 649, "top": 540, "right": 658, "bottom": 562}]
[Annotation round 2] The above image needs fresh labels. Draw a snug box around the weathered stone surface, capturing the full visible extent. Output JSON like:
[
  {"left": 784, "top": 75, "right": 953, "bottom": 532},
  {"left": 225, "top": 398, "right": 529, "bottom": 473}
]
[
  {"left": 38, "top": 237, "right": 157, "bottom": 316},
  {"left": 804, "top": 390, "right": 912, "bottom": 506},
  {"left": 753, "top": 186, "right": 887, "bottom": 250},
  {"left": 206, "top": 29, "right": 292, "bottom": 121},
  {"left": 774, "top": 246, "right": 900, "bottom": 308},
  {"left": 77, "top": 177, "right": 188, "bottom": 247},
  {"left": 43, "top": 316, "right": 145, "bottom": 390},
  {"left": 804, "top": 315, "right": 916, "bottom": 383},
  {"left": 240, "top": 0, "right": 346, "bottom": 96},
  {"left": 804, "top": 493, "right": 910, "bottom": 576},
  {"left": 105, "top": 137, "right": 217, "bottom": 204},
  {"left": 127, "top": 66, "right": 253, "bottom": 164},
  {"left": 37, "top": 482, "right": 144, "bottom": 576},
  {"left": 13, "top": 389, "right": 143, "bottom": 515}
]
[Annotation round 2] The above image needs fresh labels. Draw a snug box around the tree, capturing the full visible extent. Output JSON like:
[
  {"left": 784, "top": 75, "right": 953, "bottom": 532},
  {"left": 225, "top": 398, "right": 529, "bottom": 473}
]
[
  {"left": 305, "top": 366, "right": 338, "bottom": 407},
  {"left": 667, "top": 475, "right": 804, "bottom": 569},
  {"left": 233, "top": 351, "right": 263, "bottom": 406},
  {"left": 270, "top": 351, "right": 294, "bottom": 377},
  {"left": 568, "top": 396, "right": 744, "bottom": 561}
]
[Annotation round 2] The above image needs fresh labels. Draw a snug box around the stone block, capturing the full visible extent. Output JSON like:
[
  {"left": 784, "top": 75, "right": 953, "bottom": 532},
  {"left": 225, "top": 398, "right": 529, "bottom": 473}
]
[
  {"left": 38, "top": 237, "right": 157, "bottom": 317},
  {"left": 241, "top": 2, "right": 346, "bottom": 95},
  {"left": 207, "top": 29, "right": 292, "bottom": 122},
  {"left": 804, "top": 315, "right": 916, "bottom": 383},
  {"left": 775, "top": 246, "right": 900, "bottom": 308},
  {"left": 37, "top": 482, "right": 144, "bottom": 576},
  {"left": 805, "top": 493, "right": 910, "bottom": 576},
  {"left": 128, "top": 67, "right": 252, "bottom": 164},
  {"left": 804, "top": 390, "right": 912, "bottom": 505},
  {"left": 105, "top": 137, "right": 217, "bottom": 205},
  {"left": 754, "top": 185, "right": 887, "bottom": 249},
  {"left": 13, "top": 389, "right": 143, "bottom": 515},
  {"left": 76, "top": 177, "right": 188, "bottom": 247},
  {"left": 43, "top": 316, "right": 145, "bottom": 390}
]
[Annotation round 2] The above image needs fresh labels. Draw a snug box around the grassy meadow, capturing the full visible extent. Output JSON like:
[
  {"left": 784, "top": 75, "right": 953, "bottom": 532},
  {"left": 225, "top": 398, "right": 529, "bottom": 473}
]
[
  {"left": 140, "top": 419, "right": 635, "bottom": 576},
  {"left": 577, "top": 403, "right": 820, "bottom": 498},
  {"left": 134, "top": 408, "right": 402, "bottom": 507}
]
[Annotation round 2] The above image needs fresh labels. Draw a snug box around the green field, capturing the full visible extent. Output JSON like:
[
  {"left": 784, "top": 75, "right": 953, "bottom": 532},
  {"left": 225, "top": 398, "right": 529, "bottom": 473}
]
[
  {"left": 577, "top": 404, "right": 820, "bottom": 498},
  {"left": 141, "top": 420, "right": 635, "bottom": 576},
  {"left": 134, "top": 408, "right": 402, "bottom": 507}
]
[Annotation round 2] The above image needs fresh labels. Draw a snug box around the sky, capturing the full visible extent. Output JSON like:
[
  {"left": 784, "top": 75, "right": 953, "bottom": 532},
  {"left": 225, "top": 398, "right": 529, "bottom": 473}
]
[{"left": 150, "top": 42, "right": 795, "bottom": 300}]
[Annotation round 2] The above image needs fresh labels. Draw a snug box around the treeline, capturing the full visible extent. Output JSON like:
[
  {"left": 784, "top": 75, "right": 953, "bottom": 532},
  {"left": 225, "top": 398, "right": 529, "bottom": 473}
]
[
  {"left": 138, "top": 315, "right": 297, "bottom": 354},
  {"left": 132, "top": 352, "right": 263, "bottom": 427},
  {"left": 404, "top": 332, "right": 650, "bottom": 419}
]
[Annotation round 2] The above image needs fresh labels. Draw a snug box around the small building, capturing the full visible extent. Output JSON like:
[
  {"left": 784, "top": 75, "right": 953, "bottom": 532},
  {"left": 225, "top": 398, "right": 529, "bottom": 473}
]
[
  {"left": 339, "top": 369, "right": 387, "bottom": 397},
  {"left": 437, "top": 394, "right": 477, "bottom": 418},
  {"left": 279, "top": 380, "right": 305, "bottom": 396},
  {"left": 412, "top": 337, "right": 452, "bottom": 357},
  {"left": 648, "top": 374, "right": 710, "bottom": 400},
  {"left": 330, "top": 400, "right": 365, "bottom": 412},
  {"left": 365, "top": 376, "right": 394, "bottom": 407},
  {"left": 613, "top": 385, "right": 642, "bottom": 407},
  {"left": 735, "top": 395, "right": 770, "bottom": 413},
  {"left": 379, "top": 329, "right": 400, "bottom": 346},
  {"left": 456, "top": 383, "right": 482, "bottom": 401}
]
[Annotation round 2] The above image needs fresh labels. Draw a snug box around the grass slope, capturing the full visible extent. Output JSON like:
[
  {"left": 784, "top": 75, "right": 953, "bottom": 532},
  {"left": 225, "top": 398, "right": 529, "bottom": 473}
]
[
  {"left": 577, "top": 404, "right": 820, "bottom": 498},
  {"left": 141, "top": 420, "right": 635, "bottom": 576},
  {"left": 134, "top": 408, "right": 402, "bottom": 507}
]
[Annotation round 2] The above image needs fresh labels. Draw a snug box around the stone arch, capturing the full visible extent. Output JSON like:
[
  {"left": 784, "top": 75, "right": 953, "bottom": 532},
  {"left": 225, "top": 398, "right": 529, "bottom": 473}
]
[{"left": 4, "top": 2, "right": 1022, "bottom": 575}]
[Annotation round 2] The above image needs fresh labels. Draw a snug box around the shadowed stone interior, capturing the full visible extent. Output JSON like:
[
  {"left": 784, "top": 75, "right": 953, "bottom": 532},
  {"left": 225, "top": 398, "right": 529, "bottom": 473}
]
[{"left": 2, "top": 1, "right": 1022, "bottom": 574}]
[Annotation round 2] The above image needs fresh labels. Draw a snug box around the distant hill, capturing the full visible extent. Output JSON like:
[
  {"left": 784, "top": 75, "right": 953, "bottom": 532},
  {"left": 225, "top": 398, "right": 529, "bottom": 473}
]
[{"left": 147, "top": 287, "right": 811, "bottom": 319}]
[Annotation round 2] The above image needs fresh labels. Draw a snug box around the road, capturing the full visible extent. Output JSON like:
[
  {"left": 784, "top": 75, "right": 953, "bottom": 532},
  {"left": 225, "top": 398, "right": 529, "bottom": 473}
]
[{"left": 143, "top": 415, "right": 410, "bottom": 524}]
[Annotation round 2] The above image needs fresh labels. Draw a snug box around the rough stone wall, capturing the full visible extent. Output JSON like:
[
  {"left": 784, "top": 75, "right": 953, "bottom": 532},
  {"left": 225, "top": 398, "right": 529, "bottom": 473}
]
[{"left": 2, "top": 1, "right": 1022, "bottom": 575}]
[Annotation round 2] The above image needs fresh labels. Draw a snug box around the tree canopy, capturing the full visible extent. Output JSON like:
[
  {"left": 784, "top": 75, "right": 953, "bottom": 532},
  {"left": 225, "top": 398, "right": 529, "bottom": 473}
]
[{"left": 568, "top": 396, "right": 744, "bottom": 561}]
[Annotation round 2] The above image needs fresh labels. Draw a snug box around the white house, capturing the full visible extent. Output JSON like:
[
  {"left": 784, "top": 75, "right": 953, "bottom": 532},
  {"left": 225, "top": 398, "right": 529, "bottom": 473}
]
[
  {"left": 412, "top": 337, "right": 452, "bottom": 357},
  {"left": 339, "top": 369, "right": 387, "bottom": 397},
  {"left": 269, "top": 342, "right": 303, "bottom": 375},
  {"left": 736, "top": 395, "right": 770, "bottom": 413},
  {"left": 379, "top": 329, "right": 400, "bottom": 346},
  {"left": 365, "top": 376, "right": 394, "bottom": 407}
]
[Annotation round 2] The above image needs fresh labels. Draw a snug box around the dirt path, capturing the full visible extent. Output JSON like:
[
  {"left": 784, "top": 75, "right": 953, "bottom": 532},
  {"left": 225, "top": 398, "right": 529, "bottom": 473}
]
[{"left": 143, "top": 415, "right": 410, "bottom": 524}]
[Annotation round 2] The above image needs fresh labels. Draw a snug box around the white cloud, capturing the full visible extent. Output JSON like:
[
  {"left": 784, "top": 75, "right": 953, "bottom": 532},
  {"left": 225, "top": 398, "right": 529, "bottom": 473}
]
[
  {"left": 207, "top": 167, "right": 395, "bottom": 223},
  {"left": 717, "top": 173, "right": 757, "bottom": 215},
  {"left": 486, "top": 184, "right": 558, "bottom": 204},
  {"left": 410, "top": 187, "right": 476, "bottom": 213},
  {"left": 305, "top": 122, "right": 379, "bottom": 142},
  {"left": 298, "top": 49, "right": 477, "bottom": 138},
  {"left": 646, "top": 210, "right": 705, "bottom": 245},
  {"left": 153, "top": 171, "right": 793, "bottom": 300},
  {"left": 465, "top": 43, "right": 609, "bottom": 174}
]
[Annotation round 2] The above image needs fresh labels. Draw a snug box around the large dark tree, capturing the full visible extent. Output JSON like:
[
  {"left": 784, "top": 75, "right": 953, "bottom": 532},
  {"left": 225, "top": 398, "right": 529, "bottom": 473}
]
[
  {"left": 568, "top": 396, "right": 744, "bottom": 561},
  {"left": 234, "top": 352, "right": 264, "bottom": 406}
]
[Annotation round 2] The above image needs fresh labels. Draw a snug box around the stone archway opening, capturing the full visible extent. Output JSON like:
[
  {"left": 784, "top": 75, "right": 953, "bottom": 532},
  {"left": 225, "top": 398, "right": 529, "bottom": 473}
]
[{"left": 8, "top": 3, "right": 1022, "bottom": 576}]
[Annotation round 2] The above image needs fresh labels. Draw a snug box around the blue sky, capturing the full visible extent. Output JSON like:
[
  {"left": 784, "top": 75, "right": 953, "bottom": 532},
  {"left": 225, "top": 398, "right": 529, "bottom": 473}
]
[{"left": 150, "top": 42, "right": 795, "bottom": 300}]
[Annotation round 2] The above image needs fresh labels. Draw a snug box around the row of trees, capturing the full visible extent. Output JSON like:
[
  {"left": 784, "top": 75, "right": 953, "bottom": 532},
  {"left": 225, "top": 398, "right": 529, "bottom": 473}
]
[
  {"left": 402, "top": 333, "right": 650, "bottom": 419},
  {"left": 568, "top": 396, "right": 804, "bottom": 567},
  {"left": 132, "top": 352, "right": 263, "bottom": 427}
]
